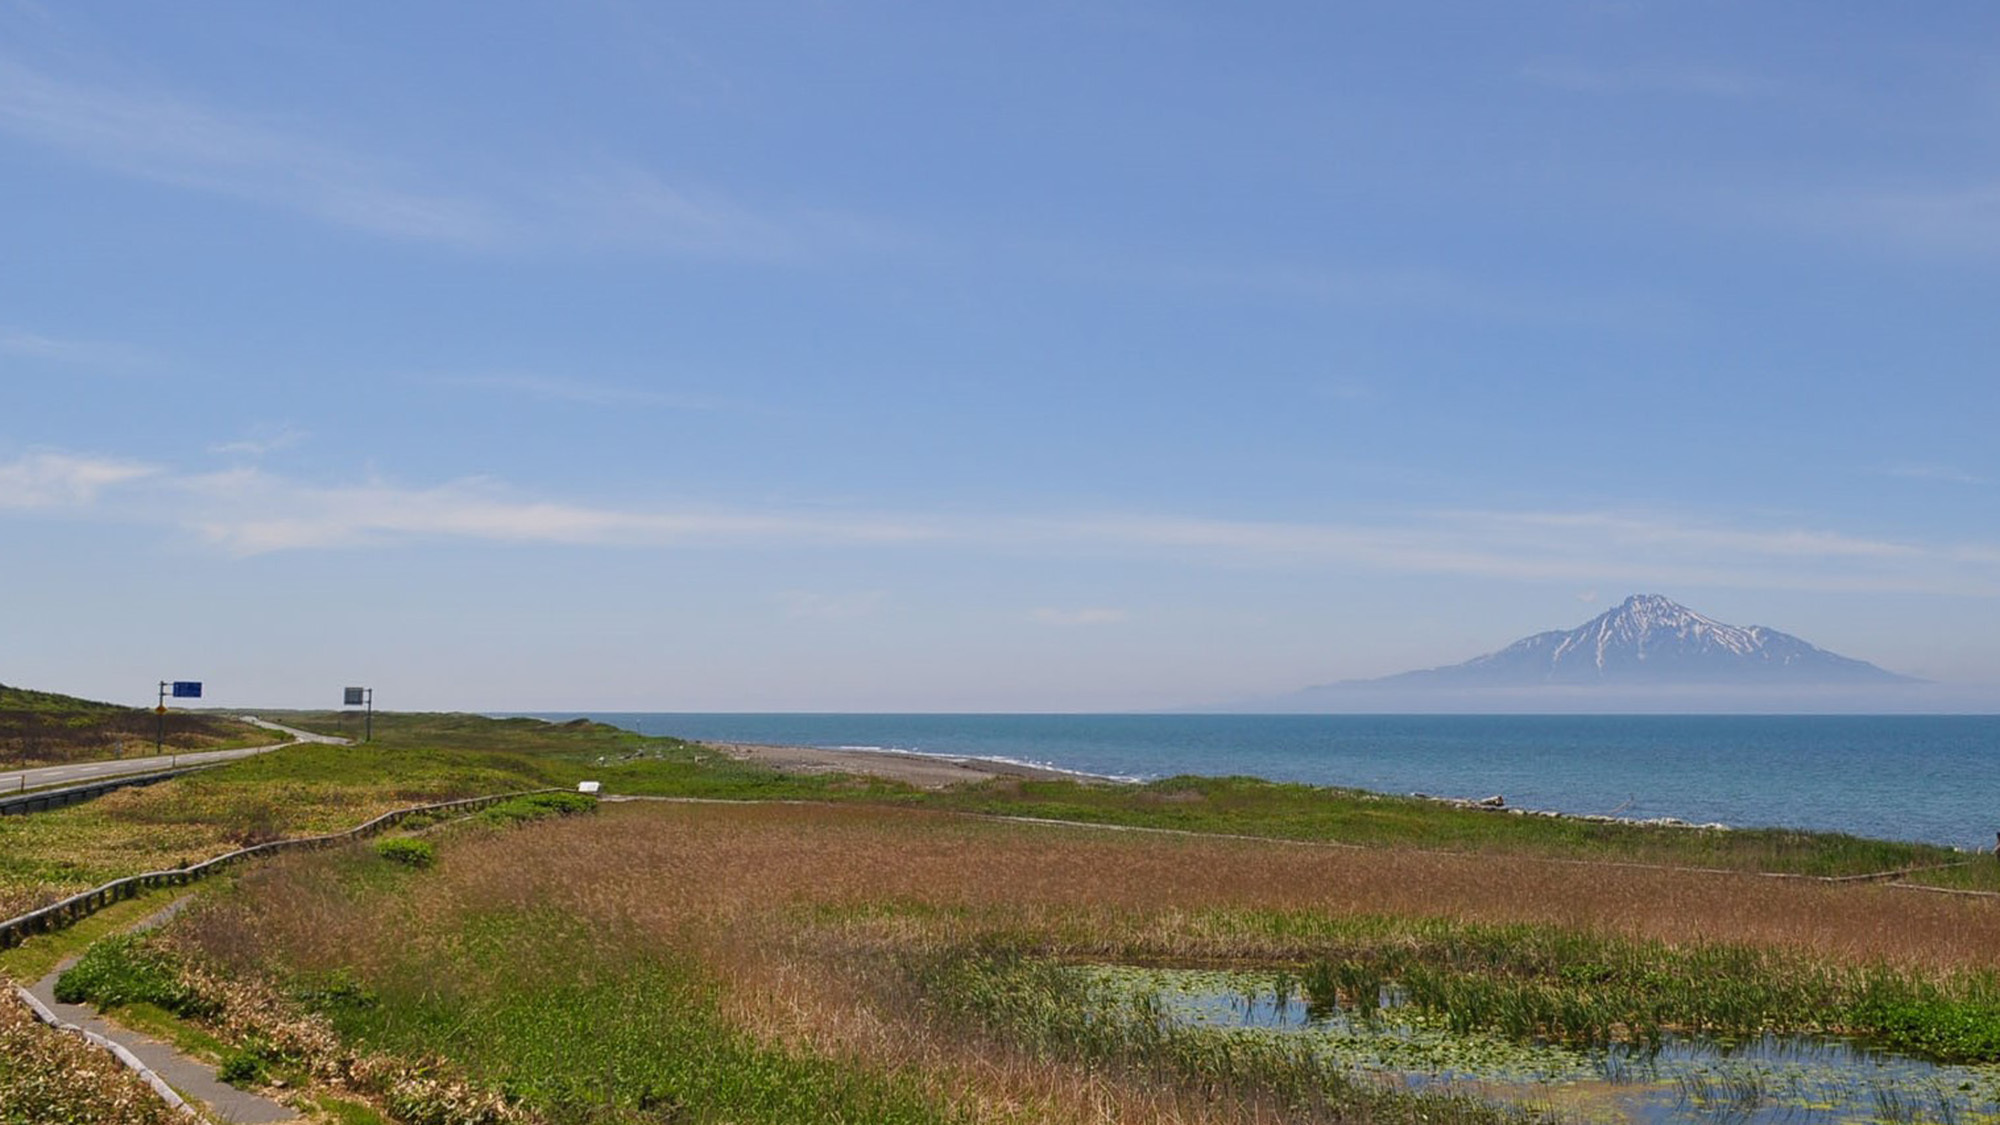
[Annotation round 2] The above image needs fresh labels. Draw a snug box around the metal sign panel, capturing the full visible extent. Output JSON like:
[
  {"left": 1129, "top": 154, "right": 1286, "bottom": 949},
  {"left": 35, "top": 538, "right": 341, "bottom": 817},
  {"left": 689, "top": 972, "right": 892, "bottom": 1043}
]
[
  {"left": 343, "top": 687, "right": 366, "bottom": 706},
  {"left": 170, "top": 681, "right": 202, "bottom": 698}
]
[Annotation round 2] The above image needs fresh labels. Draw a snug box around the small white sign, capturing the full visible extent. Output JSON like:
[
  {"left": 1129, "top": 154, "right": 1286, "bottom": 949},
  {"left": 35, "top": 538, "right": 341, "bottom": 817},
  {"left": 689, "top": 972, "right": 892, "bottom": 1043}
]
[{"left": 577, "top": 781, "right": 601, "bottom": 794}]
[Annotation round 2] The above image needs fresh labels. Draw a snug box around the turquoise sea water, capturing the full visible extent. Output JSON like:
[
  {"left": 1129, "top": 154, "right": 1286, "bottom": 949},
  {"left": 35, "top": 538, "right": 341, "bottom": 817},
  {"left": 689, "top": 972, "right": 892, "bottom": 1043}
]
[{"left": 529, "top": 713, "right": 2000, "bottom": 850}]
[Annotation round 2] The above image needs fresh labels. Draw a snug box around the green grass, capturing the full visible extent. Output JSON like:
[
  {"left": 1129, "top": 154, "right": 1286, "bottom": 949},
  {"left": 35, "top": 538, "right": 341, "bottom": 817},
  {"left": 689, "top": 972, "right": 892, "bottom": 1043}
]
[
  {"left": 53, "top": 933, "right": 213, "bottom": 1017},
  {"left": 372, "top": 837, "right": 435, "bottom": 868},
  {"left": 267, "top": 708, "right": 920, "bottom": 800},
  {"left": 475, "top": 789, "right": 598, "bottom": 825},
  {"left": 0, "top": 684, "right": 132, "bottom": 717},
  {"left": 310, "top": 1094, "right": 394, "bottom": 1125},
  {"left": 0, "top": 888, "right": 178, "bottom": 982},
  {"left": 317, "top": 916, "right": 959, "bottom": 1125},
  {"left": 179, "top": 847, "right": 964, "bottom": 1125},
  {"left": 904, "top": 773, "right": 1991, "bottom": 881},
  {"left": 0, "top": 734, "right": 593, "bottom": 918}
]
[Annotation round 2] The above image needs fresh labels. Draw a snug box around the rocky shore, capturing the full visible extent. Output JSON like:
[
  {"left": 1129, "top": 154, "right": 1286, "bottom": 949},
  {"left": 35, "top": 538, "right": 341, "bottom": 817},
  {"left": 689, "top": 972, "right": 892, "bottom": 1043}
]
[{"left": 1409, "top": 791, "right": 1733, "bottom": 831}]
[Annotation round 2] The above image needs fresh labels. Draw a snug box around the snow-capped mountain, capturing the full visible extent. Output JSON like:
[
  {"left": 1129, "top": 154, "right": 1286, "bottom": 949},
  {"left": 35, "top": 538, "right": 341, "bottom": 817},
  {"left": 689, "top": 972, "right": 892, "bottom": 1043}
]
[{"left": 1372, "top": 594, "right": 1913, "bottom": 687}]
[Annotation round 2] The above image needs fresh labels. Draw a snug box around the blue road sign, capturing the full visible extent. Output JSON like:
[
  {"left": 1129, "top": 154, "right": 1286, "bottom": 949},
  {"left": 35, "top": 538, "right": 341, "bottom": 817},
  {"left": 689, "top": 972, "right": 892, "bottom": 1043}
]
[{"left": 171, "top": 681, "right": 202, "bottom": 698}]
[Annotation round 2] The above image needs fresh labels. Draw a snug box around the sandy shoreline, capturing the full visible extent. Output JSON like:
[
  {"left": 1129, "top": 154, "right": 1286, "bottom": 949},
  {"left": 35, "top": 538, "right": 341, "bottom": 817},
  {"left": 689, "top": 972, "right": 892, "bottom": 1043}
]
[
  {"left": 705, "top": 740, "right": 1753, "bottom": 830},
  {"left": 703, "top": 741, "right": 1097, "bottom": 789}
]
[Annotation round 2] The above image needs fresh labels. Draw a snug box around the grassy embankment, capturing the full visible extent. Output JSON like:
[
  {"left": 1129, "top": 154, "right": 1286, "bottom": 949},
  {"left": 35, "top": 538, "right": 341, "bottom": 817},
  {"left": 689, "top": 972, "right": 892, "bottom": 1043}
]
[
  {"left": 0, "top": 713, "right": 722, "bottom": 920},
  {"left": 58, "top": 799, "right": 2000, "bottom": 1125},
  {"left": 906, "top": 773, "right": 1996, "bottom": 882},
  {"left": 0, "top": 683, "right": 279, "bottom": 770}
]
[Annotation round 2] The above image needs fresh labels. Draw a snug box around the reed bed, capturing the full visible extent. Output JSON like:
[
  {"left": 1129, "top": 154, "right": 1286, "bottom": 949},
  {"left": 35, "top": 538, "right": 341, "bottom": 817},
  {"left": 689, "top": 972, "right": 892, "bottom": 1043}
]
[{"left": 148, "top": 800, "right": 2000, "bottom": 1124}]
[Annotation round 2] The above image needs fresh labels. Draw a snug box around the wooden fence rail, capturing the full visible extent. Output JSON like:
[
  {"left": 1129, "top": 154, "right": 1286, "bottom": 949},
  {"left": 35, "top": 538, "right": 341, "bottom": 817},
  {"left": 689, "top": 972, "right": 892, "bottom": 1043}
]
[
  {"left": 0, "top": 787, "right": 570, "bottom": 950},
  {"left": 0, "top": 766, "right": 217, "bottom": 816}
]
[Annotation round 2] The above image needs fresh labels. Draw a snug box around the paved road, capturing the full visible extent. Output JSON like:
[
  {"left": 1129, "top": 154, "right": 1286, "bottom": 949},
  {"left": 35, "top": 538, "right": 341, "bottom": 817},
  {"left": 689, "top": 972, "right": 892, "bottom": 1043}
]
[
  {"left": 27, "top": 897, "right": 302, "bottom": 1124},
  {"left": 0, "top": 717, "right": 346, "bottom": 795}
]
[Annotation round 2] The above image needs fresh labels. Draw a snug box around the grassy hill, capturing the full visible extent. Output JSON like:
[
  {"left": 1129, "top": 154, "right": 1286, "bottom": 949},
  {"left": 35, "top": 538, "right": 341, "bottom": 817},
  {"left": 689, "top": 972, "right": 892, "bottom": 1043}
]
[
  {"left": 0, "top": 683, "right": 131, "bottom": 717},
  {"left": 0, "top": 682, "right": 276, "bottom": 767}
]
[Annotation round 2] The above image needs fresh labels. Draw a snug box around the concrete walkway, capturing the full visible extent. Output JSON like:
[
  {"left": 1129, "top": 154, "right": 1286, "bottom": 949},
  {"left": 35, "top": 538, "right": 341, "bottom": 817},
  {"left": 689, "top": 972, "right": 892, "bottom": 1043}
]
[
  {"left": 27, "top": 899, "right": 301, "bottom": 1124},
  {"left": 0, "top": 718, "right": 346, "bottom": 796}
]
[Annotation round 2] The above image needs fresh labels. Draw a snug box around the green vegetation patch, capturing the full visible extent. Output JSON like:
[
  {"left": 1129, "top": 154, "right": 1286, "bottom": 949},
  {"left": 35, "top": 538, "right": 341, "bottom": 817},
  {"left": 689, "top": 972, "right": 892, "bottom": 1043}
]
[
  {"left": 910, "top": 773, "right": 1988, "bottom": 882},
  {"left": 1077, "top": 964, "right": 2000, "bottom": 1123},
  {"left": 372, "top": 838, "right": 435, "bottom": 868},
  {"left": 1082, "top": 911, "right": 2000, "bottom": 1065},
  {"left": 281, "top": 902, "right": 959, "bottom": 1124},
  {"left": 910, "top": 947, "right": 1534, "bottom": 1125},
  {"left": 53, "top": 934, "right": 214, "bottom": 1018},
  {"left": 475, "top": 790, "right": 598, "bottom": 826},
  {"left": 1852, "top": 993, "right": 2000, "bottom": 1064},
  {"left": 0, "top": 888, "right": 178, "bottom": 983},
  {"left": 0, "top": 721, "right": 647, "bottom": 918}
]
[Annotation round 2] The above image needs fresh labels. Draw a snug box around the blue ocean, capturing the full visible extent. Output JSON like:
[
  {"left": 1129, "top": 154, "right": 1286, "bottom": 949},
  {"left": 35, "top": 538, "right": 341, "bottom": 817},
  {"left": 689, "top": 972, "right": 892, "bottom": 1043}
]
[{"left": 529, "top": 713, "right": 2000, "bottom": 851}]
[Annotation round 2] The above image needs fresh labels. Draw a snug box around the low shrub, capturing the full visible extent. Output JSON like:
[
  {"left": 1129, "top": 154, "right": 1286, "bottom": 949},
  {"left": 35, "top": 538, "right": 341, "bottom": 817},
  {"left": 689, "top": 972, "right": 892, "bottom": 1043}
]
[
  {"left": 475, "top": 791, "right": 597, "bottom": 827},
  {"left": 53, "top": 934, "right": 214, "bottom": 1018},
  {"left": 216, "top": 1047, "right": 268, "bottom": 1087},
  {"left": 373, "top": 838, "right": 435, "bottom": 869}
]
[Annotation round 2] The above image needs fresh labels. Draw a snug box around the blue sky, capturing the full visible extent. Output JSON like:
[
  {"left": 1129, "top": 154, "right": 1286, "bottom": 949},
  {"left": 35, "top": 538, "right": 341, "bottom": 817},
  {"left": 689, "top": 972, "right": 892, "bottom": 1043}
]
[{"left": 4, "top": 1, "right": 1998, "bottom": 711}]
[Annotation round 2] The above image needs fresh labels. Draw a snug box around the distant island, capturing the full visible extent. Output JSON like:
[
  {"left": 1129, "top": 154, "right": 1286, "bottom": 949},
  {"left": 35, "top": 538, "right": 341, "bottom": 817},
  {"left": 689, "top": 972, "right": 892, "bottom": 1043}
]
[{"left": 1233, "top": 594, "right": 1933, "bottom": 713}]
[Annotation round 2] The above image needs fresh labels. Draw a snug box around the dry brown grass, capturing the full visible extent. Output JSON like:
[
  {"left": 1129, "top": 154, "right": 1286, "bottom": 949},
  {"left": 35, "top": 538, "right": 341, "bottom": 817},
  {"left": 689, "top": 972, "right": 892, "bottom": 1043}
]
[
  {"left": 0, "top": 987, "right": 184, "bottom": 1124},
  {"left": 181, "top": 800, "right": 2000, "bottom": 1125},
  {"left": 433, "top": 802, "right": 2000, "bottom": 970}
]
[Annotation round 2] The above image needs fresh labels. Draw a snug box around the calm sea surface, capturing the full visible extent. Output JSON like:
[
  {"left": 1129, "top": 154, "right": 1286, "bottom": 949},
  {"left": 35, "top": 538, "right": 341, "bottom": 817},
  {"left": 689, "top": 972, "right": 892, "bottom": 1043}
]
[{"left": 526, "top": 713, "right": 2000, "bottom": 850}]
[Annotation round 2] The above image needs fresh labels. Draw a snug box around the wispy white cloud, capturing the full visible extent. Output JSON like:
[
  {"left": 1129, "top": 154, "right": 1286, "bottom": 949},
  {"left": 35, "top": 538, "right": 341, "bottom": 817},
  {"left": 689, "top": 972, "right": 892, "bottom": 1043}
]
[
  {"left": 4, "top": 449, "right": 1998, "bottom": 596},
  {"left": 0, "top": 56, "right": 870, "bottom": 259},
  {"left": 1031, "top": 607, "right": 1129, "bottom": 626},
  {"left": 0, "top": 324, "right": 144, "bottom": 368},
  {"left": 547, "top": 167, "right": 799, "bottom": 260},
  {"left": 0, "top": 451, "right": 156, "bottom": 508},
  {"left": 208, "top": 424, "right": 307, "bottom": 458},
  {"left": 0, "top": 57, "right": 503, "bottom": 245},
  {"left": 1113, "top": 256, "right": 1691, "bottom": 329},
  {"left": 172, "top": 468, "right": 938, "bottom": 555},
  {"left": 1879, "top": 462, "right": 1988, "bottom": 485},
  {"left": 1800, "top": 182, "right": 2000, "bottom": 259},
  {"left": 1521, "top": 61, "right": 1779, "bottom": 98},
  {"left": 1455, "top": 510, "right": 1918, "bottom": 560},
  {"left": 444, "top": 373, "right": 724, "bottom": 410}
]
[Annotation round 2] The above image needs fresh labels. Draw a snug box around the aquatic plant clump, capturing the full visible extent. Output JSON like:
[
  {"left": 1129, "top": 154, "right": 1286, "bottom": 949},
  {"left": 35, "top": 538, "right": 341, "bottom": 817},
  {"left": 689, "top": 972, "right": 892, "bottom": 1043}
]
[
  {"left": 1078, "top": 964, "right": 2000, "bottom": 1125},
  {"left": 909, "top": 949, "right": 1542, "bottom": 1125}
]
